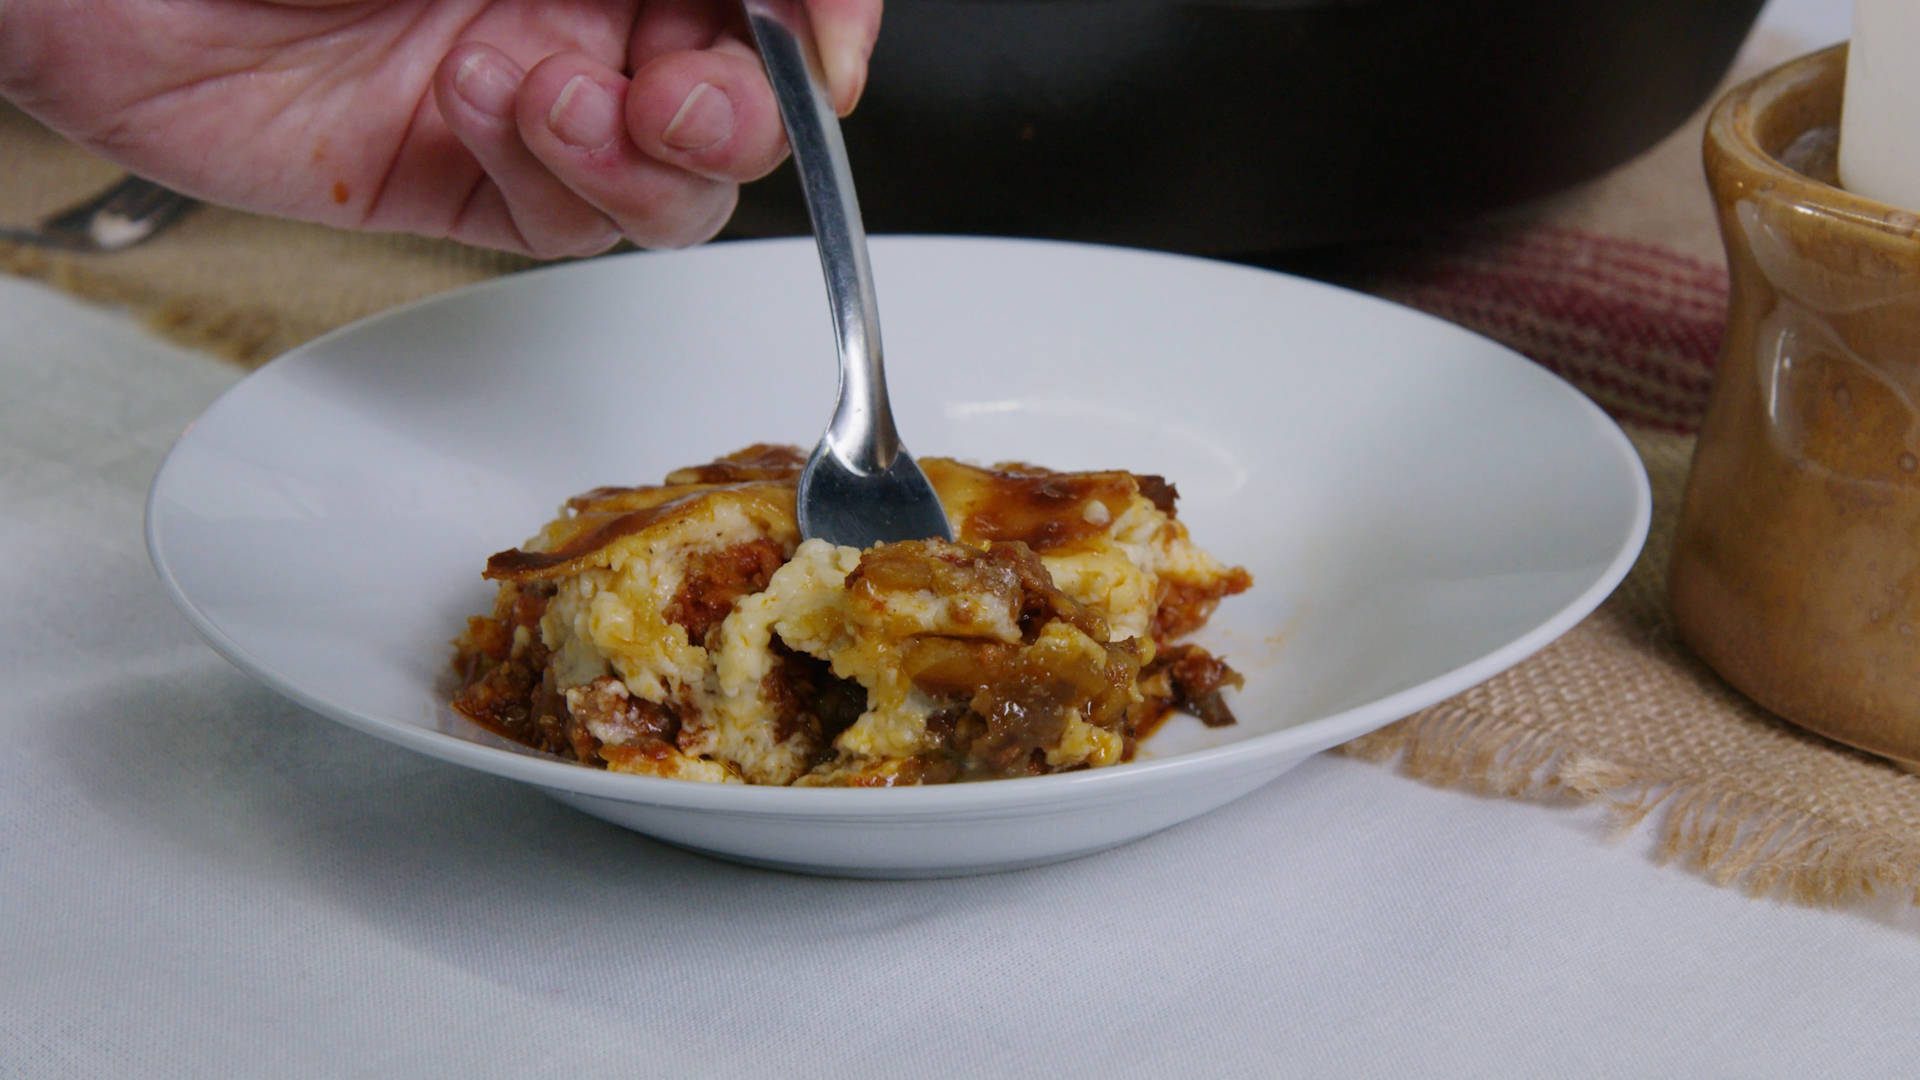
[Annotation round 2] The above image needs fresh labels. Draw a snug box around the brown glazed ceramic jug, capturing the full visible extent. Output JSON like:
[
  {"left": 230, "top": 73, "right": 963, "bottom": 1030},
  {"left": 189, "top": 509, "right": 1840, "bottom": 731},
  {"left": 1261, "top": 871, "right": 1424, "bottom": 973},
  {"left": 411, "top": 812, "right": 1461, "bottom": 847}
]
[{"left": 1673, "top": 44, "right": 1920, "bottom": 769}]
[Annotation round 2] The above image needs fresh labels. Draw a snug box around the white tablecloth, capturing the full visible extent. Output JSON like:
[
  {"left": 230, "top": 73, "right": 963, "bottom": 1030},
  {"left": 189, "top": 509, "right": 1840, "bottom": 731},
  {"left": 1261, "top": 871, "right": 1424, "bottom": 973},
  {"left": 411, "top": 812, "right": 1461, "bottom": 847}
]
[
  {"left": 10, "top": 268, "right": 1919, "bottom": 1077},
  {"left": 13, "top": 8, "right": 1920, "bottom": 1074}
]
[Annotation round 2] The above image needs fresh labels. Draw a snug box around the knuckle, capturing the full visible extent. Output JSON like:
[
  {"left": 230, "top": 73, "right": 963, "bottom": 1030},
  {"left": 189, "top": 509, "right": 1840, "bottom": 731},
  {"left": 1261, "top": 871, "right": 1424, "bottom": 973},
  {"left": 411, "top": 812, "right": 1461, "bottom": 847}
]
[{"left": 607, "top": 181, "right": 687, "bottom": 242}]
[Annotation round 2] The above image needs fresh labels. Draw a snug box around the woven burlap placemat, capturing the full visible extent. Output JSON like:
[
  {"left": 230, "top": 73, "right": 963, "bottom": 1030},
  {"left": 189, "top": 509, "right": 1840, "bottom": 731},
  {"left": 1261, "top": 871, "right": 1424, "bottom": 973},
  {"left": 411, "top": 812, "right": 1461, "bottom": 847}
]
[
  {"left": 0, "top": 102, "right": 536, "bottom": 365},
  {"left": 10, "top": 32, "right": 1920, "bottom": 906}
]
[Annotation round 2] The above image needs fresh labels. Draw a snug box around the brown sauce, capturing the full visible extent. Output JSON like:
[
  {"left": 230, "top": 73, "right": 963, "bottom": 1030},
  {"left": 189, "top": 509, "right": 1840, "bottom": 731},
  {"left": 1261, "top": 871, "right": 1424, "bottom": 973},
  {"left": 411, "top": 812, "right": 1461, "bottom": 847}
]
[
  {"left": 485, "top": 482, "right": 789, "bottom": 581},
  {"left": 1152, "top": 570, "right": 1253, "bottom": 641},
  {"left": 663, "top": 443, "right": 808, "bottom": 484},
  {"left": 931, "top": 461, "right": 1139, "bottom": 553}
]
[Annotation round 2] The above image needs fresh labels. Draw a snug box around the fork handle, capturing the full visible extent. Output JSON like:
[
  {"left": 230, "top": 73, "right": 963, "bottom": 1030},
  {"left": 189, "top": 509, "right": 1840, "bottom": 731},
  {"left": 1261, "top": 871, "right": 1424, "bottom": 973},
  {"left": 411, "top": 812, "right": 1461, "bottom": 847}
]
[{"left": 743, "top": 0, "right": 900, "bottom": 473}]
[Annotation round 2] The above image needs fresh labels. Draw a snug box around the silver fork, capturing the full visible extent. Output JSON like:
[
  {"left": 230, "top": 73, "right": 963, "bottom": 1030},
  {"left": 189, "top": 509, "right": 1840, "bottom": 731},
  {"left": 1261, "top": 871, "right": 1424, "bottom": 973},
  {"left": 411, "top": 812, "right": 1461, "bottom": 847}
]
[
  {"left": 0, "top": 175, "right": 197, "bottom": 252},
  {"left": 744, "top": 0, "right": 954, "bottom": 549}
]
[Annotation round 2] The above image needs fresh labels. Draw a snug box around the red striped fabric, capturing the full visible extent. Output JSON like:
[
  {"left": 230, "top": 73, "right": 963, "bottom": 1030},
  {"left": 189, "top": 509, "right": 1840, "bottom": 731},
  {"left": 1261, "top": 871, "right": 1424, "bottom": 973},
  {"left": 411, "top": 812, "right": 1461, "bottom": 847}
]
[{"left": 1363, "top": 225, "right": 1727, "bottom": 434}]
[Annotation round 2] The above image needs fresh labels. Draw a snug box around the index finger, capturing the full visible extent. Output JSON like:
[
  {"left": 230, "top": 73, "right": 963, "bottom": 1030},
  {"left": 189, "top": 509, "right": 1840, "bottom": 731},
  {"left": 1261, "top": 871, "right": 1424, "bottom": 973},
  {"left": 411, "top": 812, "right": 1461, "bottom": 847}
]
[{"left": 805, "top": 0, "right": 883, "bottom": 115}]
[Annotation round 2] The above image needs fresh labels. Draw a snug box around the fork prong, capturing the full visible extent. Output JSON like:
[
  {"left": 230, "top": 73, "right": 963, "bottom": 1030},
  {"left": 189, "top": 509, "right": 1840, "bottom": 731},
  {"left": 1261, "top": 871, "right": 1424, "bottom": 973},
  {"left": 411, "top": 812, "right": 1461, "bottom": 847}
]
[
  {"left": 6, "top": 175, "right": 197, "bottom": 253},
  {"left": 91, "top": 182, "right": 197, "bottom": 249},
  {"left": 112, "top": 176, "right": 191, "bottom": 220},
  {"left": 39, "top": 175, "right": 151, "bottom": 233}
]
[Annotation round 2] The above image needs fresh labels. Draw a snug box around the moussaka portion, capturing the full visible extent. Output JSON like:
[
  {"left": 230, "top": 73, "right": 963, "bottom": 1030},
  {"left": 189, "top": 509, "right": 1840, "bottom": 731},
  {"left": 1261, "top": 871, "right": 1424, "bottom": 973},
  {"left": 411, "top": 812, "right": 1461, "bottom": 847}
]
[{"left": 451, "top": 445, "right": 1251, "bottom": 786}]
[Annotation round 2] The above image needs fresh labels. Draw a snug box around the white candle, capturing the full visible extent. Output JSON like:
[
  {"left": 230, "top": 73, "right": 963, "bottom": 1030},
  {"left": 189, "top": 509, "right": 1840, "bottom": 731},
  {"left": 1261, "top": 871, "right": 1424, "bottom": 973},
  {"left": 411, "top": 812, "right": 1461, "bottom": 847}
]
[{"left": 1840, "top": 0, "right": 1920, "bottom": 211}]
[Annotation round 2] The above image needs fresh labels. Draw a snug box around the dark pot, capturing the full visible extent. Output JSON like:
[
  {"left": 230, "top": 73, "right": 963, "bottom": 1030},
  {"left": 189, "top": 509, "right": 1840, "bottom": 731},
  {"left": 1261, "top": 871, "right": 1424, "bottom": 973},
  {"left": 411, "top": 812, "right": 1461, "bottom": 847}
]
[{"left": 726, "top": 0, "right": 1766, "bottom": 254}]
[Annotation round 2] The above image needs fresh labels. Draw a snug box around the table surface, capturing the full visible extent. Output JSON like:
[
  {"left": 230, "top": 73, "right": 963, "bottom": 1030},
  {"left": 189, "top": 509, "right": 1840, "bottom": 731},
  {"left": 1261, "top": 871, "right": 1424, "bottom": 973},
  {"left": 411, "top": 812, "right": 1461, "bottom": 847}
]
[{"left": 13, "top": 4, "right": 1916, "bottom": 1077}]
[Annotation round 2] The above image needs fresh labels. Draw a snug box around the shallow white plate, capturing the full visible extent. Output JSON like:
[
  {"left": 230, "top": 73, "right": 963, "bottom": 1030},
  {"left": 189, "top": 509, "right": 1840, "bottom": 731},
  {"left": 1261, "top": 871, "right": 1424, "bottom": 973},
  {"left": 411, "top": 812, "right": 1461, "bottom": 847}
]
[{"left": 147, "top": 236, "right": 1647, "bottom": 877}]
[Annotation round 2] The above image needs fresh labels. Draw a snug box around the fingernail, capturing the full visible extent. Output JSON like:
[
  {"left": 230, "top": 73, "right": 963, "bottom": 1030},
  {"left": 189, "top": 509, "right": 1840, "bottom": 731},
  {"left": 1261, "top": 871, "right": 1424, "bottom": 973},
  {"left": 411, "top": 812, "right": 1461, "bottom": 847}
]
[
  {"left": 548, "top": 75, "right": 619, "bottom": 151},
  {"left": 454, "top": 53, "right": 517, "bottom": 117},
  {"left": 662, "top": 83, "right": 734, "bottom": 152},
  {"left": 814, "top": 21, "right": 870, "bottom": 114},
  {"left": 839, "top": 64, "right": 868, "bottom": 117}
]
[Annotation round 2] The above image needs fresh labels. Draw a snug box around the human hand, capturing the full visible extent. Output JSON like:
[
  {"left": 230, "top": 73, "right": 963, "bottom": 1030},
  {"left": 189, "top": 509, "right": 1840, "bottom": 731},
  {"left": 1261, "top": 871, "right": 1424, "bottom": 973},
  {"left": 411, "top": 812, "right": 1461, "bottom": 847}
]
[{"left": 0, "top": 0, "right": 881, "bottom": 255}]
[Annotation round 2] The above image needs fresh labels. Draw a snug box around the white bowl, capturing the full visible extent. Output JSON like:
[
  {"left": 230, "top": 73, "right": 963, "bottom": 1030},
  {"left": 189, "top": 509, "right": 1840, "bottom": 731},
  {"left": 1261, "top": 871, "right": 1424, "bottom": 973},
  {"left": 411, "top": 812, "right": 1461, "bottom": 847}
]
[{"left": 147, "top": 236, "right": 1648, "bottom": 877}]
